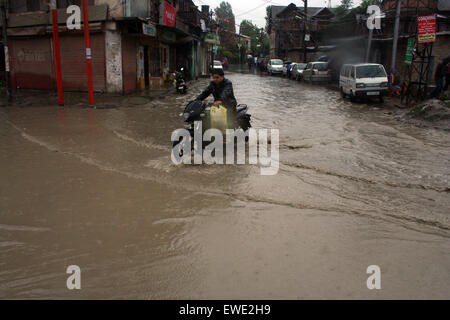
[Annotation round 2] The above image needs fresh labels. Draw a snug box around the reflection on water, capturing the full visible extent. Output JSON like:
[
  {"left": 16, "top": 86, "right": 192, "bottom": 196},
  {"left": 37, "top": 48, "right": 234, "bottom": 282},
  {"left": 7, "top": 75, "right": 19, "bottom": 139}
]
[{"left": 0, "top": 71, "right": 449, "bottom": 299}]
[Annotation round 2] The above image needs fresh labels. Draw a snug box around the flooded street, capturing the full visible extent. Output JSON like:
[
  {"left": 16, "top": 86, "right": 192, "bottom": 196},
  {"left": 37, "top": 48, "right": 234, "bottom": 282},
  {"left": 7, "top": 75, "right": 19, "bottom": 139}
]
[{"left": 1, "top": 70, "right": 449, "bottom": 299}]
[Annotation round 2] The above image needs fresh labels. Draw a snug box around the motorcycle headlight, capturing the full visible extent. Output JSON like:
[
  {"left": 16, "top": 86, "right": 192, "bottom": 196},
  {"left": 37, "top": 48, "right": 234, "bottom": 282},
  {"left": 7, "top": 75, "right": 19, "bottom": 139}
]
[
  {"left": 356, "top": 83, "right": 366, "bottom": 88},
  {"left": 182, "top": 112, "right": 190, "bottom": 121},
  {"left": 380, "top": 82, "right": 388, "bottom": 87}
]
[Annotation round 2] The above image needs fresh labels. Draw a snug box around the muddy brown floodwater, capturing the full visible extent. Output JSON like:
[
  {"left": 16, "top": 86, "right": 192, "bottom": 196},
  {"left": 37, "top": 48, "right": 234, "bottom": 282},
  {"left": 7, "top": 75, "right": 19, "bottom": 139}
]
[{"left": 0, "top": 71, "right": 449, "bottom": 299}]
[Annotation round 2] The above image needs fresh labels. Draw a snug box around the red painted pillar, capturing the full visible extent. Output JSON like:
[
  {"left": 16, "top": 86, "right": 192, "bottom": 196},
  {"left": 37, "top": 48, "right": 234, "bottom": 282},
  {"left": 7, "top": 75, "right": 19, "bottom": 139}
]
[
  {"left": 52, "top": 9, "right": 64, "bottom": 106},
  {"left": 82, "top": 0, "right": 95, "bottom": 106}
]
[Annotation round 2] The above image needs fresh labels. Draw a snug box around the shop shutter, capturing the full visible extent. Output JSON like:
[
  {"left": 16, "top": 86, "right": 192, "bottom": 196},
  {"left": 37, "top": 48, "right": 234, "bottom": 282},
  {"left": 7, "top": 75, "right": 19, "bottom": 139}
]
[
  {"left": 10, "top": 37, "right": 54, "bottom": 90},
  {"left": 59, "top": 33, "right": 106, "bottom": 92}
]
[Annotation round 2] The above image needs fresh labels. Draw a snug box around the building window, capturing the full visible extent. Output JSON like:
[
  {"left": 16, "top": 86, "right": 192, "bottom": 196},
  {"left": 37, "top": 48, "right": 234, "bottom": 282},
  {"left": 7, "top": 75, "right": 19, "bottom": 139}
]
[
  {"left": 10, "top": 0, "right": 41, "bottom": 13},
  {"left": 9, "top": 0, "right": 26, "bottom": 13}
]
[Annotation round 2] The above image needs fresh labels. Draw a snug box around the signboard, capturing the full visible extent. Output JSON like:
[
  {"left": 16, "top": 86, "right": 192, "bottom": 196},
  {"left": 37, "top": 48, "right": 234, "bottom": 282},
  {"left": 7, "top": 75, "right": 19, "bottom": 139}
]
[
  {"left": 163, "top": 2, "right": 176, "bottom": 27},
  {"left": 418, "top": 14, "right": 436, "bottom": 43},
  {"left": 200, "top": 19, "right": 206, "bottom": 32},
  {"left": 405, "top": 38, "right": 415, "bottom": 65},
  {"left": 160, "top": 30, "right": 176, "bottom": 43},
  {"left": 205, "top": 33, "right": 220, "bottom": 45},
  {"left": 143, "top": 23, "right": 156, "bottom": 37}
]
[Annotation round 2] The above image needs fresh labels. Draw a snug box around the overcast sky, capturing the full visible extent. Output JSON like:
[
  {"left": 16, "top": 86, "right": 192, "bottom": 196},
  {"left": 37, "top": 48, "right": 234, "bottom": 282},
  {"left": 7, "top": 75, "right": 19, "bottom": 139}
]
[{"left": 192, "top": 0, "right": 364, "bottom": 31}]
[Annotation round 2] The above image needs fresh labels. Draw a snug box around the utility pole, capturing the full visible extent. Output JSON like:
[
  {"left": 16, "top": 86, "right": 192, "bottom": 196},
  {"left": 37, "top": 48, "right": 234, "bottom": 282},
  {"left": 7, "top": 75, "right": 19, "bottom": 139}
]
[
  {"left": 1, "top": 0, "right": 11, "bottom": 100},
  {"left": 303, "top": 0, "right": 308, "bottom": 63},
  {"left": 238, "top": 43, "right": 241, "bottom": 67},
  {"left": 237, "top": 24, "right": 241, "bottom": 68},
  {"left": 365, "top": 19, "right": 373, "bottom": 62},
  {"left": 210, "top": 10, "right": 215, "bottom": 72},
  {"left": 82, "top": 0, "right": 95, "bottom": 107},
  {"left": 50, "top": 0, "right": 64, "bottom": 105},
  {"left": 365, "top": 1, "right": 377, "bottom": 63},
  {"left": 260, "top": 28, "right": 265, "bottom": 57},
  {"left": 391, "top": 0, "right": 402, "bottom": 78}
]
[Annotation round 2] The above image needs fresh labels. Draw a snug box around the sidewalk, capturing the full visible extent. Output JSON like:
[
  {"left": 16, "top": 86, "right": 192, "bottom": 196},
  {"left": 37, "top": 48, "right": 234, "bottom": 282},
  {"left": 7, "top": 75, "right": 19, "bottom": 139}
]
[
  {"left": 0, "top": 80, "right": 199, "bottom": 109},
  {"left": 323, "top": 81, "right": 450, "bottom": 130}
]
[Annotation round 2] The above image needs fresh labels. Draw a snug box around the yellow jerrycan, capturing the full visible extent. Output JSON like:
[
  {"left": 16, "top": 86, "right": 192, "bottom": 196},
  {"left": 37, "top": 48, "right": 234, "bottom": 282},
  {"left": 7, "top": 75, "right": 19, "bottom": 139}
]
[{"left": 209, "top": 105, "right": 228, "bottom": 132}]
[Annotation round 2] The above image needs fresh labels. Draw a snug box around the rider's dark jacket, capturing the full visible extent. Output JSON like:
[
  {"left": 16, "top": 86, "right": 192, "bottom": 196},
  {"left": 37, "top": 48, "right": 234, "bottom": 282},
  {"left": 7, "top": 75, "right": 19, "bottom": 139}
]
[{"left": 195, "top": 78, "right": 237, "bottom": 109}]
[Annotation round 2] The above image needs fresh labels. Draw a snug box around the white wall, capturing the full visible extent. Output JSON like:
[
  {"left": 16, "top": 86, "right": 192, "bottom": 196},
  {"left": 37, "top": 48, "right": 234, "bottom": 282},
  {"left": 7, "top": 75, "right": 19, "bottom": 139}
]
[
  {"left": 95, "top": 0, "right": 123, "bottom": 17},
  {"left": 105, "top": 24, "right": 123, "bottom": 93}
]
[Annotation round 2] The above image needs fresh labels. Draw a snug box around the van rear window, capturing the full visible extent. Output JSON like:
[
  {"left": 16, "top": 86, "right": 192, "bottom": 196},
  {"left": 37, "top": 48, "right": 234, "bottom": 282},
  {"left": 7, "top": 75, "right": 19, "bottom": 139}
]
[{"left": 356, "top": 65, "right": 386, "bottom": 78}]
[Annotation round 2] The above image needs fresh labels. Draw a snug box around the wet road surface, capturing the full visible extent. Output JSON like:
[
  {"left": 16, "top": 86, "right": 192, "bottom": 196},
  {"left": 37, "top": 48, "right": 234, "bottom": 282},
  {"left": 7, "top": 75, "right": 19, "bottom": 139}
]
[{"left": 1, "top": 70, "right": 449, "bottom": 299}]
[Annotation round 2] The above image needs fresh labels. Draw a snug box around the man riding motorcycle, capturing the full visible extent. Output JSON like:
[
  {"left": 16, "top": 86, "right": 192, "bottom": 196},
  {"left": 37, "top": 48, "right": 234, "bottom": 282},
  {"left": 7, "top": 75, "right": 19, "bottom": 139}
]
[{"left": 195, "top": 69, "right": 237, "bottom": 112}]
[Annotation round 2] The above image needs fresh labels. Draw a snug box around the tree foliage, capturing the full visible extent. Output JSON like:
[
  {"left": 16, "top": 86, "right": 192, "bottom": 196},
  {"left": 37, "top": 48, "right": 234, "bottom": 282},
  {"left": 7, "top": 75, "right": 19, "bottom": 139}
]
[
  {"left": 354, "top": 0, "right": 383, "bottom": 14},
  {"left": 215, "top": 2, "right": 236, "bottom": 51},
  {"left": 265, "top": 5, "right": 271, "bottom": 32},
  {"left": 239, "top": 19, "right": 270, "bottom": 57},
  {"left": 239, "top": 20, "right": 259, "bottom": 55},
  {"left": 340, "top": 0, "right": 354, "bottom": 10},
  {"left": 326, "top": 0, "right": 383, "bottom": 40}
]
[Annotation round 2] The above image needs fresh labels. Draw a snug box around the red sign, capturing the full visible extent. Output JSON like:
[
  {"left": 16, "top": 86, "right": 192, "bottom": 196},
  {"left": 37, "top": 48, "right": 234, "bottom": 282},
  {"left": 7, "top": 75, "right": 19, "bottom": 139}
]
[
  {"left": 418, "top": 14, "right": 436, "bottom": 43},
  {"left": 163, "top": 2, "right": 176, "bottom": 27}
]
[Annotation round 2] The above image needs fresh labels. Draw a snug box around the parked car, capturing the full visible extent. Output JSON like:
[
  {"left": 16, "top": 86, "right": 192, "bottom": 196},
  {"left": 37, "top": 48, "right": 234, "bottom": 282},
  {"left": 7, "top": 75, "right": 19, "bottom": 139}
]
[
  {"left": 267, "top": 59, "right": 283, "bottom": 75},
  {"left": 339, "top": 63, "right": 388, "bottom": 102},
  {"left": 302, "top": 62, "right": 331, "bottom": 83},
  {"left": 282, "top": 61, "right": 292, "bottom": 77},
  {"left": 213, "top": 60, "right": 223, "bottom": 70},
  {"left": 290, "top": 63, "right": 307, "bottom": 80}
]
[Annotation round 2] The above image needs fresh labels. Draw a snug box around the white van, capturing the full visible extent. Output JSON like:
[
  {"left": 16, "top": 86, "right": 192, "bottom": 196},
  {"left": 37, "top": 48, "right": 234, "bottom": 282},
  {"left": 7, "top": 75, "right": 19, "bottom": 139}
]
[{"left": 339, "top": 63, "right": 388, "bottom": 102}]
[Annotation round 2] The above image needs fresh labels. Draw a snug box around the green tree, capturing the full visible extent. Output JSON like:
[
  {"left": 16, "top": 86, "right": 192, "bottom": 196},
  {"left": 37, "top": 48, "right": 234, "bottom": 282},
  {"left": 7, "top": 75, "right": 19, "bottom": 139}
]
[
  {"left": 239, "top": 20, "right": 260, "bottom": 55},
  {"left": 340, "top": 0, "right": 354, "bottom": 9},
  {"left": 265, "top": 5, "right": 271, "bottom": 32},
  {"left": 333, "top": 0, "right": 354, "bottom": 17},
  {"left": 326, "top": 0, "right": 383, "bottom": 40},
  {"left": 354, "top": 0, "right": 383, "bottom": 14},
  {"left": 215, "top": 2, "right": 236, "bottom": 51},
  {"left": 239, "top": 20, "right": 259, "bottom": 38}
]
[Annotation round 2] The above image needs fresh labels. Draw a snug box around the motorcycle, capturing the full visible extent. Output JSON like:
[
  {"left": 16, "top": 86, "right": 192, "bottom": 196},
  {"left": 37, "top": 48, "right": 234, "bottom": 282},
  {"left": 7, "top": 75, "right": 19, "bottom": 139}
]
[
  {"left": 173, "top": 68, "right": 187, "bottom": 94},
  {"left": 172, "top": 100, "right": 252, "bottom": 156}
]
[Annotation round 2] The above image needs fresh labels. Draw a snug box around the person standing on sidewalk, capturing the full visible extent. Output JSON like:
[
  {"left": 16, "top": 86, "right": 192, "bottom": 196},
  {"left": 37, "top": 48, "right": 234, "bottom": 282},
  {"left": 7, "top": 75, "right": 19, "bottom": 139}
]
[
  {"left": 430, "top": 59, "right": 448, "bottom": 98},
  {"left": 444, "top": 64, "right": 450, "bottom": 92}
]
